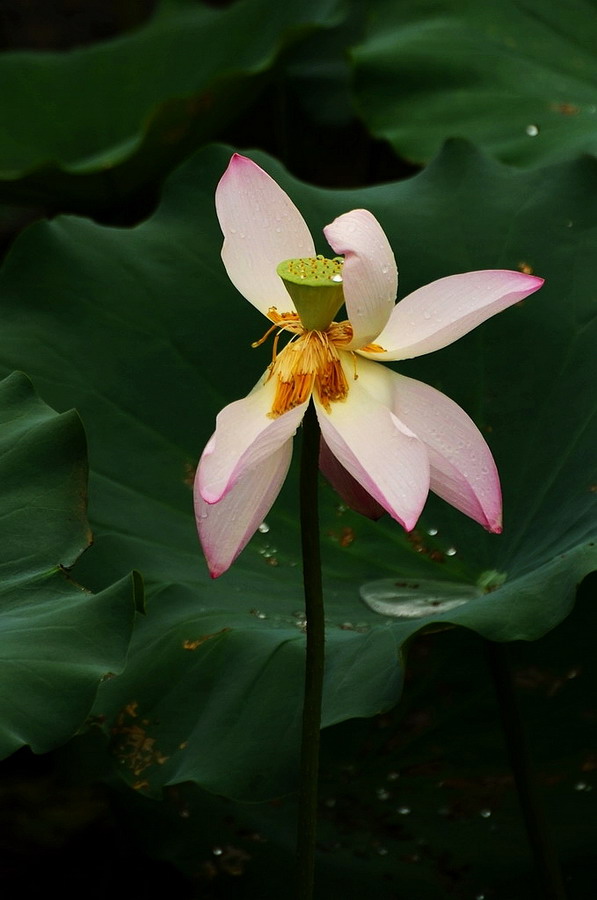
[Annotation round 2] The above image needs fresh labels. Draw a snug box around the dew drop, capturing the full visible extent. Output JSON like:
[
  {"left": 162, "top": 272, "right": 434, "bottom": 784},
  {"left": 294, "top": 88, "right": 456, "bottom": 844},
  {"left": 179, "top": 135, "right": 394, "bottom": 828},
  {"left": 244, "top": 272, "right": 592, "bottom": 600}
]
[
  {"left": 377, "top": 846, "right": 388, "bottom": 856},
  {"left": 387, "top": 771, "right": 400, "bottom": 781},
  {"left": 331, "top": 273, "right": 343, "bottom": 283},
  {"left": 258, "top": 521, "right": 270, "bottom": 534},
  {"left": 397, "top": 805, "right": 411, "bottom": 815},
  {"left": 376, "top": 787, "right": 390, "bottom": 801},
  {"left": 250, "top": 608, "right": 268, "bottom": 619},
  {"left": 446, "top": 547, "right": 457, "bottom": 557},
  {"left": 361, "top": 578, "right": 479, "bottom": 619},
  {"left": 525, "top": 124, "right": 540, "bottom": 136},
  {"left": 480, "top": 808, "right": 492, "bottom": 818},
  {"left": 574, "top": 781, "right": 592, "bottom": 791},
  {"left": 427, "top": 527, "right": 438, "bottom": 536},
  {"left": 212, "top": 846, "right": 223, "bottom": 856}
]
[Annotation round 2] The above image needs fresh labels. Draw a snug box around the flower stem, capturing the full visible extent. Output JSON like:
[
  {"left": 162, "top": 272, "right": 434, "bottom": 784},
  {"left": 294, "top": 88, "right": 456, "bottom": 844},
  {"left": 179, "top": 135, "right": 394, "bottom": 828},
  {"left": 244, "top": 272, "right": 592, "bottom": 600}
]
[
  {"left": 296, "top": 402, "right": 325, "bottom": 900},
  {"left": 485, "top": 640, "right": 567, "bottom": 900}
]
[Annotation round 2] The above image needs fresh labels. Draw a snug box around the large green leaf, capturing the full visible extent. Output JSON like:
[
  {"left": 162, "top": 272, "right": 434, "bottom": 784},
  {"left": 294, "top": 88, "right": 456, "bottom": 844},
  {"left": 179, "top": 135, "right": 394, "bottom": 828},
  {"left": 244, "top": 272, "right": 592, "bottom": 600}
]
[
  {"left": 0, "top": 0, "right": 342, "bottom": 210},
  {"left": 93, "top": 581, "right": 597, "bottom": 897},
  {"left": 0, "top": 142, "right": 594, "bottom": 798},
  {"left": 352, "top": 0, "right": 597, "bottom": 167},
  {"left": 0, "top": 372, "right": 139, "bottom": 758}
]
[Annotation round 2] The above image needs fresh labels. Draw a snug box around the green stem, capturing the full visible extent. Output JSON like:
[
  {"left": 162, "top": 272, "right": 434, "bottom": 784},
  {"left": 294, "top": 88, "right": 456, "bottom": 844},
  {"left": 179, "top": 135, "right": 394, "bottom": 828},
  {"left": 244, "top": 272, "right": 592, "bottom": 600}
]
[
  {"left": 485, "top": 640, "right": 567, "bottom": 900},
  {"left": 296, "top": 402, "right": 325, "bottom": 900}
]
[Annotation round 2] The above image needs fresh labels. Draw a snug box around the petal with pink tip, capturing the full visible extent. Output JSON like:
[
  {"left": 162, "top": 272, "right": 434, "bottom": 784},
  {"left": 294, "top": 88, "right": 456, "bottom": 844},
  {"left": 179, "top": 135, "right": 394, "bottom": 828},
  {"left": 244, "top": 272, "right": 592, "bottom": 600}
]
[
  {"left": 198, "top": 373, "right": 307, "bottom": 504},
  {"left": 319, "top": 438, "right": 385, "bottom": 520},
  {"left": 391, "top": 372, "right": 502, "bottom": 532},
  {"left": 324, "top": 209, "right": 397, "bottom": 349},
  {"left": 314, "top": 362, "right": 429, "bottom": 531},
  {"left": 216, "top": 154, "right": 316, "bottom": 318},
  {"left": 195, "top": 440, "right": 293, "bottom": 578},
  {"left": 359, "top": 270, "right": 544, "bottom": 360}
]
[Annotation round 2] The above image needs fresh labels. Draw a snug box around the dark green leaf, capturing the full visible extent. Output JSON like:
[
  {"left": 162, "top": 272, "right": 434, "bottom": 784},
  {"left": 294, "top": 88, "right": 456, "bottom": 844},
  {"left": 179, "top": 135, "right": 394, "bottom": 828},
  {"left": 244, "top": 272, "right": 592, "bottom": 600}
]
[
  {"left": 352, "top": 0, "right": 597, "bottom": 167},
  {"left": 0, "top": 0, "right": 343, "bottom": 210},
  {"left": 0, "top": 372, "right": 139, "bottom": 758}
]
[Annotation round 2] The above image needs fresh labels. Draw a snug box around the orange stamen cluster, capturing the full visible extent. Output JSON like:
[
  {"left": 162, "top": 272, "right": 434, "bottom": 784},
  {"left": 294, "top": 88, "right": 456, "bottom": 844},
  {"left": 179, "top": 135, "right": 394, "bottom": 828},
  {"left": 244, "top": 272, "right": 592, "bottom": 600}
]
[{"left": 256, "top": 312, "right": 356, "bottom": 418}]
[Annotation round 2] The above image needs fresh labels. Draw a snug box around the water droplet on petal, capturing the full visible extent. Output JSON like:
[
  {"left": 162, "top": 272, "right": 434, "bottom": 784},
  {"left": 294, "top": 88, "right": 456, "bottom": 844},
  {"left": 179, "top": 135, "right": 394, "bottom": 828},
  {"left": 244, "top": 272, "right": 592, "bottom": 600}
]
[
  {"left": 258, "top": 521, "right": 270, "bottom": 534},
  {"left": 526, "top": 124, "right": 540, "bottom": 136}
]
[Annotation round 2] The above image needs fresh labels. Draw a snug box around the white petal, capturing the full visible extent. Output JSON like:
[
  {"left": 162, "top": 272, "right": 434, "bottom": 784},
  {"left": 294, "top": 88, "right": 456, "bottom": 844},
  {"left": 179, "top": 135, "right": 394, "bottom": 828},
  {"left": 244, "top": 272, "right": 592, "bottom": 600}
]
[
  {"left": 319, "top": 438, "right": 385, "bottom": 520},
  {"left": 195, "top": 440, "right": 293, "bottom": 578},
  {"left": 216, "top": 154, "right": 316, "bottom": 317},
  {"left": 314, "top": 359, "right": 429, "bottom": 530},
  {"left": 198, "top": 372, "right": 307, "bottom": 503},
  {"left": 390, "top": 372, "right": 502, "bottom": 532},
  {"left": 360, "top": 270, "right": 544, "bottom": 360},
  {"left": 324, "top": 209, "right": 397, "bottom": 349}
]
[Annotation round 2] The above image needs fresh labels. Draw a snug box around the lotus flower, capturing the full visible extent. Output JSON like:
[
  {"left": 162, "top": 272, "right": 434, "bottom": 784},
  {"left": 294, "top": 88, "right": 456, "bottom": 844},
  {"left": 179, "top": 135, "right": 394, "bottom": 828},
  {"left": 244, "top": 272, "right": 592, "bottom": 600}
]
[{"left": 194, "top": 154, "right": 543, "bottom": 577}]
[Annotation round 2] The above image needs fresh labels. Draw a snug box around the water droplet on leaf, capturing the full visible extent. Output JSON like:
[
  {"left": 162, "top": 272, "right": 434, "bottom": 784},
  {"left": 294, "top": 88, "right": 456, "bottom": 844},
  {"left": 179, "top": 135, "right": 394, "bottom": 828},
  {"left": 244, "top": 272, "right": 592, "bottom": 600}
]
[{"left": 360, "top": 578, "right": 481, "bottom": 619}]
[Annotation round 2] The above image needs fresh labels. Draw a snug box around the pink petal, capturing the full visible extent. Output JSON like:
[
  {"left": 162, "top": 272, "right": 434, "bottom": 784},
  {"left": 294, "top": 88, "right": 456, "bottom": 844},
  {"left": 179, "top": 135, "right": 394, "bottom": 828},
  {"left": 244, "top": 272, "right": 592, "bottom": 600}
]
[
  {"left": 198, "top": 373, "right": 307, "bottom": 504},
  {"left": 319, "top": 438, "right": 385, "bottom": 520},
  {"left": 390, "top": 372, "right": 502, "bottom": 532},
  {"left": 195, "top": 440, "right": 293, "bottom": 578},
  {"left": 324, "top": 209, "right": 397, "bottom": 349},
  {"left": 216, "top": 154, "right": 316, "bottom": 318},
  {"left": 359, "top": 270, "right": 544, "bottom": 360},
  {"left": 314, "top": 361, "right": 429, "bottom": 531}
]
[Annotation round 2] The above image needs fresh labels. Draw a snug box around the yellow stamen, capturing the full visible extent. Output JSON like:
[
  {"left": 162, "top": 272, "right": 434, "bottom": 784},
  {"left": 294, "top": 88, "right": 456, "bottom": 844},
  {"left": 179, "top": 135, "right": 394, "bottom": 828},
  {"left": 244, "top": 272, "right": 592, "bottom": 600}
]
[
  {"left": 252, "top": 316, "right": 358, "bottom": 418},
  {"left": 268, "top": 328, "right": 350, "bottom": 418},
  {"left": 251, "top": 322, "right": 279, "bottom": 349},
  {"left": 360, "top": 341, "right": 385, "bottom": 353}
]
